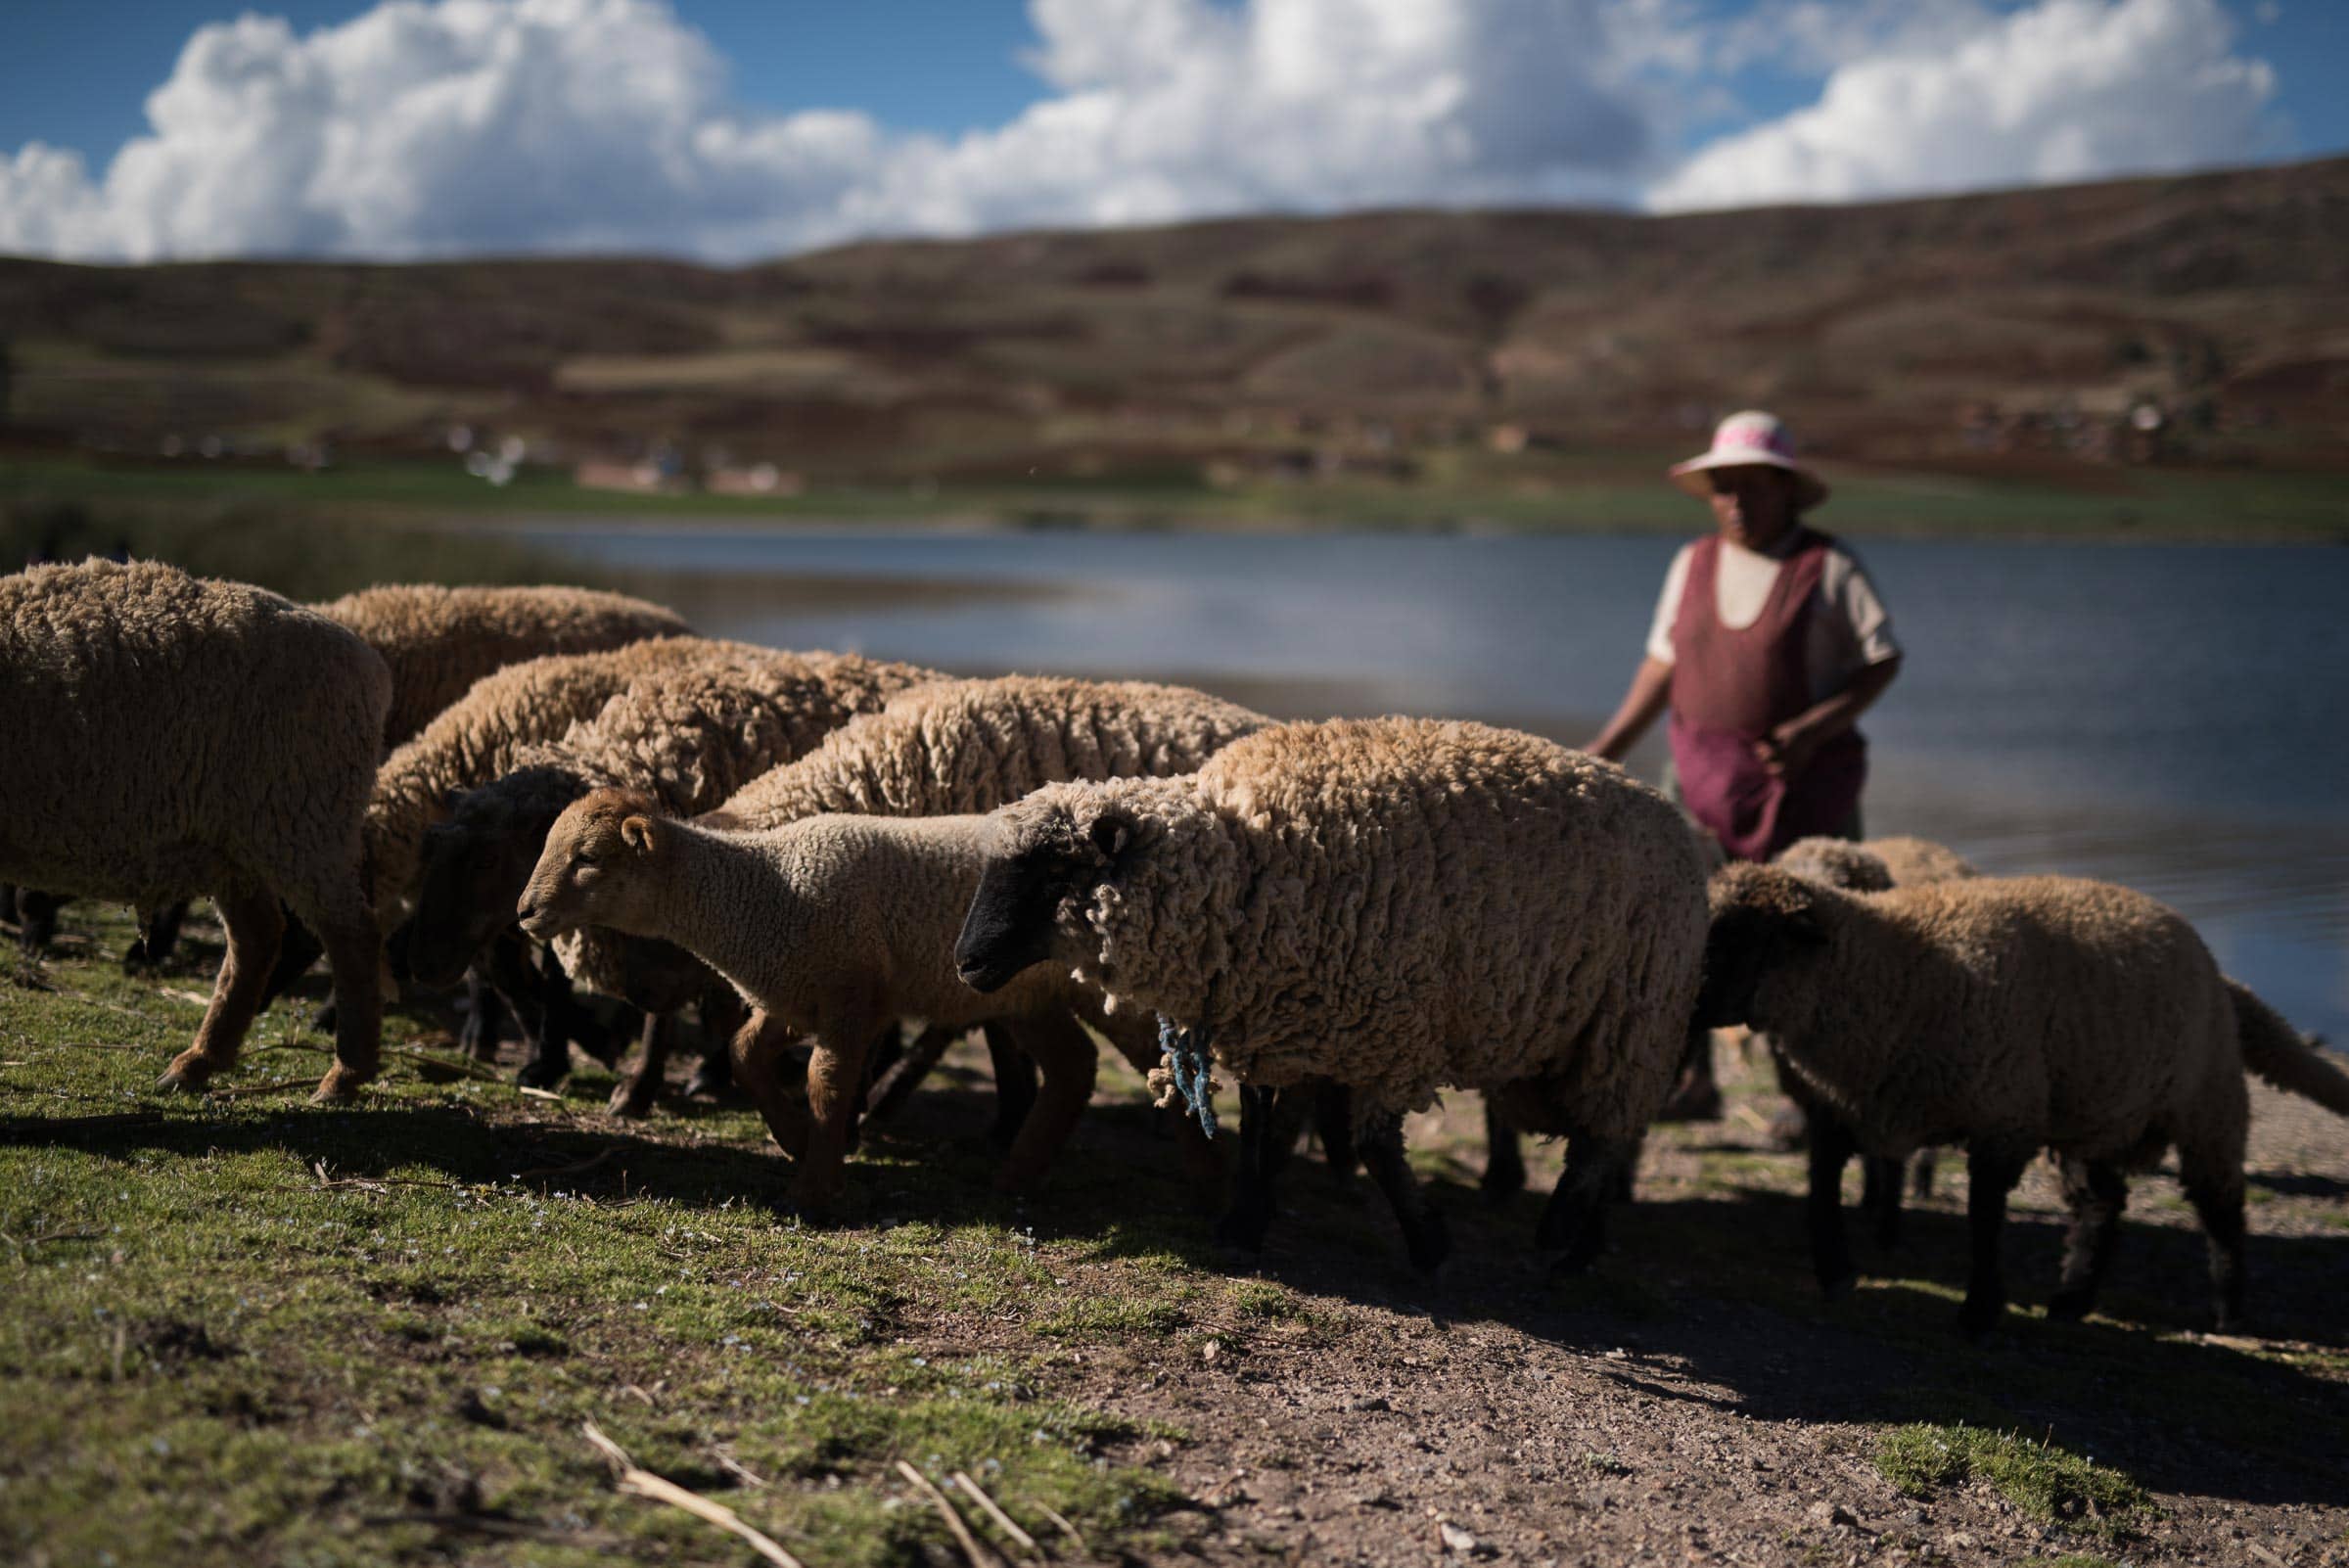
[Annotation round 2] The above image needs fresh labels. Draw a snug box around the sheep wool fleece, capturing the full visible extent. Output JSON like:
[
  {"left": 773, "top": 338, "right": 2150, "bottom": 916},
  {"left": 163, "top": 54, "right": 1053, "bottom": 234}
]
[
  {"left": 706, "top": 675, "right": 1270, "bottom": 830},
  {"left": 0, "top": 559, "right": 391, "bottom": 913},
  {"left": 999, "top": 716, "right": 1712, "bottom": 1132},
  {"left": 315, "top": 583, "right": 691, "bottom": 748}
]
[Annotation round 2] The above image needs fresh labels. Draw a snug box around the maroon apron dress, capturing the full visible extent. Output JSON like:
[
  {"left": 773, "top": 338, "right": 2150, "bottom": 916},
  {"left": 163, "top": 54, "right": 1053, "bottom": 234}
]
[{"left": 1667, "top": 528, "right": 1866, "bottom": 862}]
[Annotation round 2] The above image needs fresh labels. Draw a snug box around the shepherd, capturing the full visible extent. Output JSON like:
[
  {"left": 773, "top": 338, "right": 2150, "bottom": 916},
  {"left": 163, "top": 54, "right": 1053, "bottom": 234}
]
[{"left": 1586, "top": 409, "right": 1902, "bottom": 1119}]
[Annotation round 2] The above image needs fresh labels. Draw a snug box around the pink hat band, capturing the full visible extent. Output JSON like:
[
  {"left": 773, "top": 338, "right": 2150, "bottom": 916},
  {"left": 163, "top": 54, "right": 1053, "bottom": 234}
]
[{"left": 1668, "top": 410, "right": 1828, "bottom": 508}]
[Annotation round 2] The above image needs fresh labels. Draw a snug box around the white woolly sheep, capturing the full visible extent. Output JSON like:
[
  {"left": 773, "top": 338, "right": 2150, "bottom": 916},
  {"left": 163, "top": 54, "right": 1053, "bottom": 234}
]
[
  {"left": 524, "top": 676, "right": 1272, "bottom": 1206},
  {"left": 953, "top": 716, "right": 1714, "bottom": 1271},
  {"left": 0, "top": 560, "right": 391, "bottom": 1098},
  {"left": 402, "top": 648, "right": 940, "bottom": 1106},
  {"left": 314, "top": 582, "right": 692, "bottom": 749},
  {"left": 1700, "top": 863, "right": 2349, "bottom": 1333}
]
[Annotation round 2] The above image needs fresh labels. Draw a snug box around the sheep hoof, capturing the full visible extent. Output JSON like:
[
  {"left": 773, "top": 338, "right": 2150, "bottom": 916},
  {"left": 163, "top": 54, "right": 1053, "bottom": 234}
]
[
  {"left": 606, "top": 1081, "right": 656, "bottom": 1119},
  {"left": 156, "top": 1056, "right": 214, "bottom": 1094},
  {"left": 1819, "top": 1270, "right": 1858, "bottom": 1302},
  {"left": 311, "top": 1065, "right": 371, "bottom": 1103},
  {"left": 515, "top": 1058, "right": 567, "bottom": 1090},
  {"left": 2045, "top": 1289, "right": 2094, "bottom": 1323},
  {"left": 1405, "top": 1217, "right": 1452, "bottom": 1275},
  {"left": 684, "top": 1062, "right": 730, "bottom": 1100}
]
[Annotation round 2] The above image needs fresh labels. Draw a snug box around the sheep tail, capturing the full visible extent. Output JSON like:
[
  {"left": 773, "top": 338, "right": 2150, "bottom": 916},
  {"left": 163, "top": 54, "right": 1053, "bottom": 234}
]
[{"left": 2231, "top": 978, "right": 2349, "bottom": 1116}]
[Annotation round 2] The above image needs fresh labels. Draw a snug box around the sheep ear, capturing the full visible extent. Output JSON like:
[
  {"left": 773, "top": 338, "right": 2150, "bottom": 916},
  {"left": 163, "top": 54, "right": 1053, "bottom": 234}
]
[
  {"left": 620, "top": 814, "right": 658, "bottom": 853},
  {"left": 1088, "top": 811, "right": 1132, "bottom": 861}
]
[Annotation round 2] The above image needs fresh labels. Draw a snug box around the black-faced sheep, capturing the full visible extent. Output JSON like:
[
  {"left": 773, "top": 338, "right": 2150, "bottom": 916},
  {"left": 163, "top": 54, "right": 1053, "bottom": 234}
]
[
  {"left": 953, "top": 716, "right": 1713, "bottom": 1271},
  {"left": 0, "top": 560, "right": 391, "bottom": 1097},
  {"left": 520, "top": 676, "right": 1272, "bottom": 1210},
  {"left": 1700, "top": 863, "right": 2349, "bottom": 1334},
  {"left": 401, "top": 648, "right": 940, "bottom": 1105}
]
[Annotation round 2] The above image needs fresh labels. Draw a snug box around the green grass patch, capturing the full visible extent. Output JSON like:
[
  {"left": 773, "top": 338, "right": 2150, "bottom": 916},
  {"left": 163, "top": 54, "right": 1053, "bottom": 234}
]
[{"left": 1874, "top": 1423, "right": 2151, "bottom": 1539}]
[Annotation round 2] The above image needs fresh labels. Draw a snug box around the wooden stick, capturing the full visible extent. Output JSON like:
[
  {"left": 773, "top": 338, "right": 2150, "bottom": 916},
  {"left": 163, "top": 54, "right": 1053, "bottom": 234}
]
[
  {"left": 581, "top": 1422, "right": 808, "bottom": 1568},
  {"left": 896, "top": 1459, "right": 1001, "bottom": 1568},
  {"left": 950, "top": 1471, "right": 1038, "bottom": 1557},
  {"left": 1036, "top": 1501, "right": 1091, "bottom": 1559}
]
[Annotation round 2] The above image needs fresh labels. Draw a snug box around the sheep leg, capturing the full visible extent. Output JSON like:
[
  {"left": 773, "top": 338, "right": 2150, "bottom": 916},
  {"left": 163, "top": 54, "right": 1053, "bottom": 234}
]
[
  {"left": 160, "top": 884, "right": 284, "bottom": 1092},
  {"left": 257, "top": 912, "right": 324, "bottom": 1011},
  {"left": 2047, "top": 1156, "right": 2128, "bottom": 1322},
  {"left": 1910, "top": 1148, "right": 1939, "bottom": 1200},
  {"left": 607, "top": 1011, "right": 669, "bottom": 1119},
  {"left": 16, "top": 888, "right": 64, "bottom": 957},
  {"left": 458, "top": 970, "right": 511, "bottom": 1063},
  {"left": 1956, "top": 1143, "right": 2029, "bottom": 1338},
  {"left": 793, "top": 1010, "right": 880, "bottom": 1219},
  {"left": 2178, "top": 1140, "right": 2248, "bottom": 1332},
  {"left": 1540, "top": 1131, "right": 1633, "bottom": 1274},
  {"left": 123, "top": 899, "right": 189, "bottom": 974},
  {"left": 687, "top": 989, "right": 745, "bottom": 1100},
  {"left": 992, "top": 1012, "right": 1099, "bottom": 1194},
  {"left": 308, "top": 897, "right": 386, "bottom": 1102},
  {"left": 729, "top": 1009, "right": 811, "bottom": 1160},
  {"left": 1215, "top": 1084, "right": 1279, "bottom": 1253},
  {"left": 1481, "top": 1097, "right": 1526, "bottom": 1207},
  {"left": 1859, "top": 1148, "right": 1906, "bottom": 1251},
  {"left": 865, "top": 1025, "right": 956, "bottom": 1123},
  {"left": 1360, "top": 1109, "right": 1451, "bottom": 1274},
  {"left": 1802, "top": 1114, "right": 1861, "bottom": 1297},
  {"left": 985, "top": 1022, "right": 1041, "bottom": 1148},
  {"left": 1313, "top": 1082, "right": 1359, "bottom": 1178}
]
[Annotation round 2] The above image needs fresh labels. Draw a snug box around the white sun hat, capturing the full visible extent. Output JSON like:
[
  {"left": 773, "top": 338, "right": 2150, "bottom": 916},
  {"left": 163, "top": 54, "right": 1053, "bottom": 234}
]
[{"left": 1668, "top": 410, "right": 1829, "bottom": 509}]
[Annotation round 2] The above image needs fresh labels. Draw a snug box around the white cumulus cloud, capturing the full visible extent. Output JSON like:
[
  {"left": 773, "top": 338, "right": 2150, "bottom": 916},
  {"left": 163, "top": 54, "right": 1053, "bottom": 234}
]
[
  {"left": 1650, "top": 0, "right": 2280, "bottom": 211},
  {"left": 0, "top": 0, "right": 2294, "bottom": 262}
]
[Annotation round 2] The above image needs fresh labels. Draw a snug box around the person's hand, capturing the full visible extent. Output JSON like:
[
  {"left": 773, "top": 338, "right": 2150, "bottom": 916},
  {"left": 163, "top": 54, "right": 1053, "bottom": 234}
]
[{"left": 1753, "top": 718, "right": 1824, "bottom": 778}]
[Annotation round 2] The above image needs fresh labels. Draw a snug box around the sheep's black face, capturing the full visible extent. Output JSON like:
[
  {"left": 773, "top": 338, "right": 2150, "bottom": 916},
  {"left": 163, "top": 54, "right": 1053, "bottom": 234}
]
[
  {"left": 1696, "top": 894, "right": 1826, "bottom": 1028},
  {"left": 955, "top": 809, "right": 1132, "bottom": 992},
  {"left": 408, "top": 788, "right": 576, "bottom": 989}
]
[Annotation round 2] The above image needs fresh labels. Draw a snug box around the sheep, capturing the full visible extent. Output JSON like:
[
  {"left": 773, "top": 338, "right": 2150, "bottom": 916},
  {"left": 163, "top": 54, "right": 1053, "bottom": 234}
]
[
  {"left": 399, "top": 648, "right": 941, "bottom": 1104},
  {"left": 518, "top": 795, "right": 1167, "bottom": 1218},
  {"left": 1698, "top": 863, "right": 2349, "bottom": 1334},
  {"left": 313, "top": 583, "right": 693, "bottom": 750},
  {"left": 515, "top": 676, "right": 1271, "bottom": 1202},
  {"left": 1773, "top": 832, "right": 1983, "bottom": 1215},
  {"left": 953, "top": 716, "right": 1714, "bottom": 1272},
  {"left": 3, "top": 584, "right": 694, "bottom": 974},
  {"left": 0, "top": 560, "right": 391, "bottom": 1098}
]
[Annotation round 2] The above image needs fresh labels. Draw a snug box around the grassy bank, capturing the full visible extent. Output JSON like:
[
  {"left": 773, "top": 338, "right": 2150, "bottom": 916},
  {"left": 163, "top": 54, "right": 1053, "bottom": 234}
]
[
  {"left": 7, "top": 452, "right": 2345, "bottom": 542},
  {"left": 7, "top": 905, "right": 2348, "bottom": 1565}
]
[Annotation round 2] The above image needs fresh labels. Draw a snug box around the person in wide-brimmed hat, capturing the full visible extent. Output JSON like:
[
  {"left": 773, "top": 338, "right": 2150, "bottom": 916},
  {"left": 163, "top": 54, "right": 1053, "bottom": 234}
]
[{"left": 1585, "top": 410, "right": 1902, "bottom": 1119}]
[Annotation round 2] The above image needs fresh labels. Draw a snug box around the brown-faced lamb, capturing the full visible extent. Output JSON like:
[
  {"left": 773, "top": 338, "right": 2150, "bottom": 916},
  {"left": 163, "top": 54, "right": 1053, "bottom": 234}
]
[
  {"left": 519, "top": 675, "right": 1272, "bottom": 1212},
  {"left": 400, "top": 648, "right": 940, "bottom": 1105},
  {"left": 314, "top": 582, "right": 693, "bottom": 749},
  {"left": 1700, "top": 863, "right": 2349, "bottom": 1334},
  {"left": 953, "top": 716, "right": 1713, "bottom": 1272},
  {"left": 0, "top": 560, "right": 391, "bottom": 1097}
]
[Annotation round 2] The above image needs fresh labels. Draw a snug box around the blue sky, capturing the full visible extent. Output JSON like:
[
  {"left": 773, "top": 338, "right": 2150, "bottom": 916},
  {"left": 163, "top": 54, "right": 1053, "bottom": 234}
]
[{"left": 2, "top": 0, "right": 2340, "bottom": 261}]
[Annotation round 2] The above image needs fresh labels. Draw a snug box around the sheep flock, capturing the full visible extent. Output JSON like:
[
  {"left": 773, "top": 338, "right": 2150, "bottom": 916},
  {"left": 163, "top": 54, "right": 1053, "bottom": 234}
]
[{"left": 4, "top": 558, "right": 2345, "bottom": 1343}]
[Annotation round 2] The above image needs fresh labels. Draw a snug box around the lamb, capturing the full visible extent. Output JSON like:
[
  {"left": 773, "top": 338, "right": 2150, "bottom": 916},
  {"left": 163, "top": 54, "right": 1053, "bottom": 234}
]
[
  {"left": 0, "top": 560, "right": 391, "bottom": 1098},
  {"left": 953, "top": 716, "right": 1714, "bottom": 1271},
  {"left": 518, "top": 797, "right": 1151, "bottom": 1216},
  {"left": 399, "top": 648, "right": 941, "bottom": 1102},
  {"left": 522, "top": 675, "right": 1271, "bottom": 1195},
  {"left": 1699, "top": 863, "right": 2349, "bottom": 1333},
  {"left": 313, "top": 583, "right": 693, "bottom": 749}
]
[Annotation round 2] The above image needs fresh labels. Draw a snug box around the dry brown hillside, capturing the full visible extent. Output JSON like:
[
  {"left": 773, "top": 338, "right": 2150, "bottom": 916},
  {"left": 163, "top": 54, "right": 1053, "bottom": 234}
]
[{"left": 2, "top": 157, "right": 2343, "bottom": 481}]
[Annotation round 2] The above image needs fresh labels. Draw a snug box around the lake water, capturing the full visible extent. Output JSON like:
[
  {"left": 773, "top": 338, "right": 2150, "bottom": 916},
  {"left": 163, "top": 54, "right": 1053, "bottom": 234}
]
[{"left": 524, "top": 523, "right": 2349, "bottom": 1044}]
